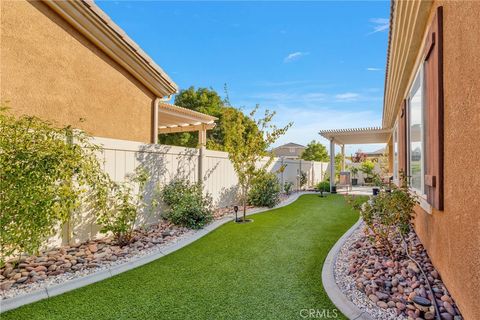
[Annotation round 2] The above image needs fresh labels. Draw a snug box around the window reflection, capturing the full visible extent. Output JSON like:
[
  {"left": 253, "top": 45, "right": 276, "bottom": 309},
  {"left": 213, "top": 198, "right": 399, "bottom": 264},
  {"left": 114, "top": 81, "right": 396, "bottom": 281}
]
[{"left": 409, "top": 84, "right": 423, "bottom": 192}]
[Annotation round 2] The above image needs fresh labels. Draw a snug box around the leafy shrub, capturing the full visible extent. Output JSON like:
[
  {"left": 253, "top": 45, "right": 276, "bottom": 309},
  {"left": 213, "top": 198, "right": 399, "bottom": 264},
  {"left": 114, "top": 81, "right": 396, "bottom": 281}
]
[
  {"left": 96, "top": 167, "right": 149, "bottom": 245},
  {"left": 346, "top": 194, "right": 368, "bottom": 209},
  {"left": 0, "top": 107, "right": 110, "bottom": 265},
  {"left": 283, "top": 181, "right": 294, "bottom": 195},
  {"left": 360, "top": 160, "right": 375, "bottom": 178},
  {"left": 316, "top": 181, "right": 330, "bottom": 193},
  {"left": 299, "top": 171, "right": 307, "bottom": 188},
  {"left": 348, "top": 173, "right": 418, "bottom": 259},
  {"left": 349, "top": 166, "right": 359, "bottom": 178},
  {"left": 161, "top": 179, "right": 213, "bottom": 229},
  {"left": 372, "top": 173, "right": 384, "bottom": 187},
  {"left": 248, "top": 170, "right": 281, "bottom": 207}
]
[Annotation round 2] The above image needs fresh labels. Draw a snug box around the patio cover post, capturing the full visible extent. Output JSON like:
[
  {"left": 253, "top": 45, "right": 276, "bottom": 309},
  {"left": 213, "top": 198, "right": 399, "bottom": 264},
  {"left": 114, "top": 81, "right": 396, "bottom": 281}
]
[
  {"left": 198, "top": 125, "right": 207, "bottom": 185},
  {"left": 329, "top": 139, "right": 335, "bottom": 192},
  {"left": 341, "top": 144, "right": 345, "bottom": 171}
]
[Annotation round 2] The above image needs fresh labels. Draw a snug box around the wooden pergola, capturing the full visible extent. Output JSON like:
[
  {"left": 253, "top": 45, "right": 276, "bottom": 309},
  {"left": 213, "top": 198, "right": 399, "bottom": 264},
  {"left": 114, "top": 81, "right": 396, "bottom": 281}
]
[
  {"left": 154, "top": 102, "right": 217, "bottom": 184},
  {"left": 319, "top": 127, "right": 392, "bottom": 192},
  {"left": 155, "top": 102, "right": 217, "bottom": 145}
]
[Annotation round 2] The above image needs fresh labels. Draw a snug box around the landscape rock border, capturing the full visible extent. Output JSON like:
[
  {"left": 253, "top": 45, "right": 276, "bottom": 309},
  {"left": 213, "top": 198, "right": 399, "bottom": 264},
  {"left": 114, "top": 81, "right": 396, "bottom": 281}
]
[
  {"left": 0, "top": 191, "right": 317, "bottom": 313},
  {"left": 325, "top": 217, "right": 462, "bottom": 320},
  {"left": 322, "top": 218, "right": 373, "bottom": 320}
]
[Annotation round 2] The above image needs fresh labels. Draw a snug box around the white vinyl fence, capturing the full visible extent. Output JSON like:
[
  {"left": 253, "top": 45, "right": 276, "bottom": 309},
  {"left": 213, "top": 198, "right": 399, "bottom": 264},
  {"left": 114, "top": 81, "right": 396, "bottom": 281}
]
[{"left": 50, "top": 137, "right": 328, "bottom": 246}]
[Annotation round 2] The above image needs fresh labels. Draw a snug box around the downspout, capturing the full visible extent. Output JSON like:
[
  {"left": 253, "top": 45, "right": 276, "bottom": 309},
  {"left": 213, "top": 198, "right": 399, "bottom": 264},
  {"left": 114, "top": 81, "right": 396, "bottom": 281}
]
[
  {"left": 153, "top": 98, "right": 160, "bottom": 144},
  {"left": 198, "top": 124, "right": 207, "bottom": 186}
]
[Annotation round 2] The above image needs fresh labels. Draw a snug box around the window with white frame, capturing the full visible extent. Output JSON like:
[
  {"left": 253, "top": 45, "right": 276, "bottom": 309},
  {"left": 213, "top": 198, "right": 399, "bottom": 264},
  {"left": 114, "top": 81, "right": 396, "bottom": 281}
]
[
  {"left": 407, "top": 66, "right": 426, "bottom": 194},
  {"left": 393, "top": 123, "right": 398, "bottom": 181}
]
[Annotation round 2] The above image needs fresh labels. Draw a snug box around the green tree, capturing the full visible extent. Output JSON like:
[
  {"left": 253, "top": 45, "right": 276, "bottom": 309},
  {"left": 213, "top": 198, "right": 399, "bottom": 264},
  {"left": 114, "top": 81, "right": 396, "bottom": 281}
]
[
  {"left": 159, "top": 86, "right": 225, "bottom": 148},
  {"left": 360, "top": 160, "right": 376, "bottom": 178},
  {"left": 0, "top": 107, "right": 111, "bottom": 265},
  {"left": 223, "top": 106, "right": 292, "bottom": 220},
  {"left": 158, "top": 86, "right": 259, "bottom": 151},
  {"left": 301, "top": 140, "right": 329, "bottom": 161}
]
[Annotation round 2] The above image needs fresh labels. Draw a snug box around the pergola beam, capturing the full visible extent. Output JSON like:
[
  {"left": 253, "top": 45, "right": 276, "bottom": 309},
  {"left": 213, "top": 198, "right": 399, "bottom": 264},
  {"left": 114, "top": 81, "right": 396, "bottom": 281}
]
[
  {"left": 320, "top": 127, "right": 392, "bottom": 193},
  {"left": 158, "top": 122, "right": 215, "bottom": 134},
  {"left": 156, "top": 102, "right": 217, "bottom": 186},
  {"left": 319, "top": 127, "right": 392, "bottom": 145},
  {"left": 159, "top": 103, "right": 215, "bottom": 123}
]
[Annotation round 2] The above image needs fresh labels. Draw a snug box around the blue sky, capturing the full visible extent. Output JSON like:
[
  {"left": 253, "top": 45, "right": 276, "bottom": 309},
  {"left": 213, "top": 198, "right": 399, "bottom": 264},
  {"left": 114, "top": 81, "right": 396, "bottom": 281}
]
[{"left": 97, "top": 1, "right": 390, "bottom": 155}]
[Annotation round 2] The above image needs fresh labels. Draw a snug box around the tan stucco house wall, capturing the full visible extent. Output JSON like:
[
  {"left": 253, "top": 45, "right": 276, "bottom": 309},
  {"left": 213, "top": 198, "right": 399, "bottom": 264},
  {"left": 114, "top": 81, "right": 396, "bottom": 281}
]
[
  {"left": 1, "top": 0, "right": 165, "bottom": 143},
  {"left": 389, "top": 2, "right": 480, "bottom": 319}
]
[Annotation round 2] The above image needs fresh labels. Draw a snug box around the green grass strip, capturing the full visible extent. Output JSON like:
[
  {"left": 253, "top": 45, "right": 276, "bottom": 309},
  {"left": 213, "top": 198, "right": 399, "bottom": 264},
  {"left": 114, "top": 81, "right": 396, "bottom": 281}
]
[{"left": 3, "top": 194, "right": 359, "bottom": 320}]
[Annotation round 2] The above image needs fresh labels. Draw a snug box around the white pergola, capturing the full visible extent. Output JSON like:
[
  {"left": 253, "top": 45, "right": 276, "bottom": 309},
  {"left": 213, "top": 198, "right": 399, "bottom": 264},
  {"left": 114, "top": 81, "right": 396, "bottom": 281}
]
[
  {"left": 154, "top": 102, "right": 217, "bottom": 184},
  {"left": 319, "top": 127, "right": 392, "bottom": 192},
  {"left": 155, "top": 102, "right": 217, "bottom": 144}
]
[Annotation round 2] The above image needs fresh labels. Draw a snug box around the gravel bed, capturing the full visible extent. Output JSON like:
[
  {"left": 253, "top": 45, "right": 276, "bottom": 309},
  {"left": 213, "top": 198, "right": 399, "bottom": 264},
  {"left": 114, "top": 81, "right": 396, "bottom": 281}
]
[
  {"left": 0, "top": 205, "right": 244, "bottom": 301},
  {"left": 335, "top": 222, "right": 404, "bottom": 320},
  {"left": 334, "top": 221, "right": 462, "bottom": 320},
  {"left": 0, "top": 192, "right": 306, "bottom": 302},
  {"left": 0, "top": 221, "right": 195, "bottom": 300}
]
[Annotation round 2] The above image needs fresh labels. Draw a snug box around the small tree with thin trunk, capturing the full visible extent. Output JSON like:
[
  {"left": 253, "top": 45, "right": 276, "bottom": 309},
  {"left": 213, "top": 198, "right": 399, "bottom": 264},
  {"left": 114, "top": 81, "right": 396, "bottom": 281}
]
[
  {"left": 222, "top": 106, "right": 292, "bottom": 221},
  {"left": 301, "top": 140, "right": 329, "bottom": 162}
]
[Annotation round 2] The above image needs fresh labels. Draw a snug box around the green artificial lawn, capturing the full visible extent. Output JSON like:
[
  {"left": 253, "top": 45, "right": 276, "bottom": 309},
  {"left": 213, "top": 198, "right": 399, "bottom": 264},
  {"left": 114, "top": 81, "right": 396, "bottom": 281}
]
[{"left": 3, "top": 195, "right": 359, "bottom": 320}]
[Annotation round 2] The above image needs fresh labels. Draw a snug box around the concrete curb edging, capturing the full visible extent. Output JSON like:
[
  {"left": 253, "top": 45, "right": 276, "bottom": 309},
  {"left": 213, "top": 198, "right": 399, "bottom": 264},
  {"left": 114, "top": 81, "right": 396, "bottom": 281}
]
[
  {"left": 1, "top": 191, "right": 317, "bottom": 313},
  {"left": 322, "top": 218, "right": 373, "bottom": 320}
]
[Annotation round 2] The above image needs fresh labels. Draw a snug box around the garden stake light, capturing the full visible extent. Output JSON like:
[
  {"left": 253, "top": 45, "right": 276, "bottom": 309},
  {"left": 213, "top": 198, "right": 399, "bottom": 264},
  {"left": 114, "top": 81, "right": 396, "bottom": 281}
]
[{"left": 233, "top": 205, "right": 239, "bottom": 222}]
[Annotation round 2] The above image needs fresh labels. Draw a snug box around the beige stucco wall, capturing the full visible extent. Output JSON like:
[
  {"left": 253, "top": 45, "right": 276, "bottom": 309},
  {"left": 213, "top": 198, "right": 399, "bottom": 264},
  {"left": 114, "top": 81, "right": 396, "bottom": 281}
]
[
  {"left": 0, "top": 0, "right": 155, "bottom": 143},
  {"left": 392, "top": 2, "right": 480, "bottom": 319}
]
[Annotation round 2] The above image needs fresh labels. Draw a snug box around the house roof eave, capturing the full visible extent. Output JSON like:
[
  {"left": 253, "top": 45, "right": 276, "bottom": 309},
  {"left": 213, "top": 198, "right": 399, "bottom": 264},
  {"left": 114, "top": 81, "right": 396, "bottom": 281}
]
[
  {"left": 382, "top": 0, "right": 434, "bottom": 128},
  {"left": 319, "top": 127, "right": 392, "bottom": 145},
  {"left": 44, "top": 0, "right": 178, "bottom": 98}
]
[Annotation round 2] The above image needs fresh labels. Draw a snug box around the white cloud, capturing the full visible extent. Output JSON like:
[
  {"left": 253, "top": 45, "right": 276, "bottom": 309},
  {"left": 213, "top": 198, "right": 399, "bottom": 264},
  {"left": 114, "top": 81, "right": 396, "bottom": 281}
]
[
  {"left": 366, "top": 67, "right": 382, "bottom": 71},
  {"left": 243, "top": 91, "right": 380, "bottom": 107},
  {"left": 369, "top": 18, "right": 389, "bottom": 34},
  {"left": 335, "top": 92, "right": 360, "bottom": 101},
  {"left": 234, "top": 90, "right": 384, "bottom": 154},
  {"left": 283, "top": 51, "right": 309, "bottom": 63},
  {"left": 249, "top": 91, "right": 326, "bottom": 105},
  {"left": 266, "top": 105, "right": 385, "bottom": 154}
]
